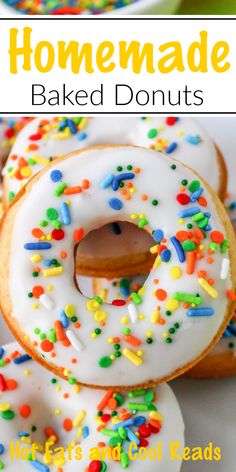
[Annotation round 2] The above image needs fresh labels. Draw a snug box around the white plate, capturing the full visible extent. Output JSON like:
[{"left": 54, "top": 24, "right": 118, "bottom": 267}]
[{"left": 0, "top": 116, "right": 235, "bottom": 471}]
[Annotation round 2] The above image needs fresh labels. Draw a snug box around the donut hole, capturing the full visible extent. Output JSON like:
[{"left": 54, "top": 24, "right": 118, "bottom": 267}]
[{"left": 75, "top": 221, "right": 155, "bottom": 300}]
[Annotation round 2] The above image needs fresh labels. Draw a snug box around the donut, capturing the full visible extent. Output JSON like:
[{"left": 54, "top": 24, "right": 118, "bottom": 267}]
[
  {"left": 2, "top": 0, "right": 139, "bottom": 15},
  {"left": 0, "top": 341, "right": 185, "bottom": 472},
  {"left": 0, "top": 145, "right": 235, "bottom": 389},
  {"left": 2, "top": 116, "right": 228, "bottom": 278}
]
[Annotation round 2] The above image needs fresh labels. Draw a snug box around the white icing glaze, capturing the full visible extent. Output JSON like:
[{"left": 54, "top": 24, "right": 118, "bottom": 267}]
[
  {"left": 3, "top": 116, "right": 220, "bottom": 199},
  {"left": 4, "top": 146, "right": 233, "bottom": 387},
  {"left": 0, "top": 342, "right": 184, "bottom": 472}
]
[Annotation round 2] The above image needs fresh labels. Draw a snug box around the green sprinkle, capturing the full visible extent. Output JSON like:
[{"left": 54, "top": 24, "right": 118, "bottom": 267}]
[
  {"left": 187, "top": 223, "right": 193, "bottom": 229},
  {"left": 114, "top": 393, "right": 125, "bottom": 407},
  {"left": 146, "top": 338, "right": 153, "bottom": 344},
  {"left": 197, "top": 217, "right": 209, "bottom": 229},
  {"left": 182, "top": 240, "right": 196, "bottom": 252},
  {"left": 28, "top": 292, "right": 33, "bottom": 298},
  {"left": 28, "top": 158, "right": 36, "bottom": 166},
  {"left": 127, "top": 165, "right": 133, "bottom": 170},
  {"left": 144, "top": 390, "right": 154, "bottom": 405},
  {"left": 109, "top": 436, "right": 123, "bottom": 447},
  {"left": 181, "top": 179, "right": 188, "bottom": 186},
  {"left": 221, "top": 240, "right": 229, "bottom": 253},
  {"left": 93, "top": 296, "right": 103, "bottom": 304},
  {"left": 117, "top": 166, "right": 123, "bottom": 172},
  {"left": 189, "top": 180, "right": 200, "bottom": 192},
  {"left": 52, "top": 220, "right": 61, "bottom": 229},
  {"left": 128, "top": 389, "right": 146, "bottom": 398},
  {"left": 51, "top": 378, "right": 57, "bottom": 384},
  {"left": 46, "top": 208, "right": 59, "bottom": 221},
  {"left": 173, "top": 292, "right": 202, "bottom": 305},
  {"left": 95, "top": 328, "right": 102, "bottom": 335},
  {"left": 40, "top": 333, "right": 46, "bottom": 340},
  {"left": 0, "top": 461, "right": 4, "bottom": 470},
  {"left": 118, "top": 427, "right": 127, "bottom": 440},
  {"left": 130, "top": 292, "right": 142, "bottom": 305},
  {"left": 148, "top": 128, "right": 158, "bottom": 139},
  {"left": 100, "top": 428, "right": 118, "bottom": 437},
  {"left": 121, "top": 452, "right": 129, "bottom": 469},
  {"left": 114, "top": 344, "right": 120, "bottom": 350},
  {"left": 40, "top": 220, "right": 48, "bottom": 227},
  {"left": 31, "top": 425, "right": 37, "bottom": 432},
  {"left": 48, "top": 329, "right": 56, "bottom": 343},
  {"left": 68, "top": 377, "right": 76, "bottom": 385},
  {"left": 34, "top": 328, "right": 40, "bottom": 335},
  {"left": 192, "top": 212, "right": 204, "bottom": 222},
  {"left": 210, "top": 242, "right": 218, "bottom": 252},
  {"left": 152, "top": 199, "right": 158, "bottom": 206},
  {"left": 0, "top": 360, "right": 5, "bottom": 367},
  {"left": 165, "top": 310, "right": 172, "bottom": 317},
  {"left": 8, "top": 191, "right": 15, "bottom": 203},
  {"left": 165, "top": 337, "right": 173, "bottom": 344},
  {"left": 54, "top": 182, "right": 67, "bottom": 197},
  {"left": 122, "top": 328, "right": 131, "bottom": 335},
  {"left": 127, "top": 402, "right": 149, "bottom": 411},
  {"left": 99, "top": 356, "right": 112, "bottom": 368},
  {"left": 1, "top": 410, "right": 15, "bottom": 420},
  {"left": 138, "top": 218, "right": 149, "bottom": 228},
  {"left": 171, "top": 164, "right": 176, "bottom": 170},
  {"left": 169, "top": 328, "right": 176, "bottom": 334}
]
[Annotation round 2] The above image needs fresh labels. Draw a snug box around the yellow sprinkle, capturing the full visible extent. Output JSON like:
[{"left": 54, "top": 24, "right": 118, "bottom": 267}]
[
  {"left": 46, "top": 234, "right": 52, "bottom": 241},
  {"left": 94, "top": 310, "right": 107, "bottom": 322},
  {"left": 149, "top": 411, "right": 163, "bottom": 422},
  {"left": 79, "top": 118, "right": 88, "bottom": 130},
  {"left": 86, "top": 300, "right": 99, "bottom": 312},
  {"left": 198, "top": 278, "right": 218, "bottom": 298},
  {"left": 138, "top": 286, "right": 146, "bottom": 296},
  {"left": 76, "top": 427, "right": 82, "bottom": 438},
  {"left": 162, "top": 332, "right": 168, "bottom": 339},
  {"left": 73, "top": 410, "right": 86, "bottom": 427},
  {"left": 40, "top": 235, "right": 46, "bottom": 241},
  {"left": 137, "top": 350, "right": 143, "bottom": 357},
  {"left": 107, "top": 338, "right": 113, "bottom": 344},
  {"left": 55, "top": 386, "right": 61, "bottom": 392},
  {"left": 146, "top": 331, "right": 153, "bottom": 337},
  {"left": 151, "top": 311, "right": 160, "bottom": 324},
  {"left": 153, "top": 255, "right": 161, "bottom": 269},
  {"left": 47, "top": 285, "right": 53, "bottom": 291},
  {"left": 30, "top": 254, "right": 42, "bottom": 263},
  {"left": 24, "top": 370, "right": 30, "bottom": 376},
  {"left": 33, "top": 155, "right": 50, "bottom": 166},
  {"left": 110, "top": 355, "right": 115, "bottom": 361},
  {"left": 0, "top": 403, "right": 11, "bottom": 412},
  {"left": 130, "top": 213, "right": 137, "bottom": 220},
  {"left": 100, "top": 289, "right": 108, "bottom": 302},
  {"left": 43, "top": 267, "right": 63, "bottom": 277},
  {"left": 170, "top": 266, "right": 182, "bottom": 280},
  {"left": 178, "top": 130, "right": 184, "bottom": 137},
  {"left": 139, "top": 314, "right": 145, "bottom": 320},
  {"left": 64, "top": 369, "right": 71, "bottom": 377},
  {"left": 65, "top": 304, "right": 76, "bottom": 318},
  {"left": 32, "top": 303, "right": 39, "bottom": 309},
  {"left": 122, "top": 348, "right": 143, "bottom": 366},
  {"left": 178, "top": 219, "right": 185, "bottom": 225},
  {"left": 199, "top": 244, "right": 205, "bottom": 250},
  {"left": 150, "top": 245, "right": 158, "bottom": 254},
  {"left": 130, "top": 188, "right": 135, "bottom": 194},
  {"left": 20, "top": 166, "right": 32, "bottom": 178},
  {"left": 73, "top": 385, "right": 81, "bottom": 394},
  {"left": 166, "top": 299, "right": 180, "bottom": 311},
  {"left": 121, "top": 316, "right": 129, "bottom": 324},
  {"left": 90, "top": 333, "right": 97, "bottom": 339},
  {"left": 54, "top": 409, "right": 61, "bottom": 416}
]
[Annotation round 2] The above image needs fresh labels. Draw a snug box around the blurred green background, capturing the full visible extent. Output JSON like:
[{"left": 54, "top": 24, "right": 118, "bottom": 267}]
[{"left": 178, "top": 0, "right": 236, "bottom": 14}]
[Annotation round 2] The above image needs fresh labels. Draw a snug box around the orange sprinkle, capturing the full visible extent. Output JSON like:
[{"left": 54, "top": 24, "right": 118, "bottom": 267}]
[
  {"left": 198, "top": 196, "right": 207, "bottom": 207},
  {"left": 19, "top": 404, "right": 31, "bottom": 418},
  {"left": 197, "top": 270, "right": 207, "bottom": 278},
  {"left": 97, "top": 442, "right": 106, "bottom": 448},
  {"left": 60, "top": 251, "right": 68, "bottom": 259},
  {"left": 71, "top": 358, "right": 77, "bottom": 364},
  {"left": 6, "top": 379, "right": 18, "bottom": 390},
  {"left": 141, "top": 194, "right": 148, "bottom": 201},
  {"left": 158, "top": 318, "right": 166, "bottom": 325},
  {"left": 124, "top": 335, "right": 141, "bottom": 346},
  {"left": 186, "top": 252, "right": 195, "bottom": 275},
  {"left": 32, "top": 228, "right": 44, "bottom": 238},
  {"left": 211, "top": 230, "right": 224, "bottom": 244},
  {"left": 208, "top": 279, "right": 215, "bottom": 286},
  {"left": 134, "top": 167, "right": 141, "bottom": 173},
  {"left": 64, "top": 186, "right": 82, "bottom": 195},
  {"left": 28, "top": 143, "right": 39, "bottom": 151},
  {"left": 82, "top": 179, "right": 90, "bottom": 189},
  {"left": 113, "top": 337, "right": 120, "bottom": 343},
  {"left": 176, "top": 231, "right": 188, "bottom": 242},
  {"left": 63, "top": 418, "right": 73, "bottom": 432},
  {"left": 45, "top": 427, "right": 58, "bottom": 442},
  {"left": 50, "top": 352, "right": 56, "bottom": 358},
  {"left": 226, "top": 290, "right": 236, "bottom": 301},
  {"left": 108, "top": 398, "right": 118, "bottom": 411},
  {"left": 63, "top": 393, "right": 69, "bottom": 399},
  {"left": 32, "top": 285, "right": 44, "bottom": 299},
  {"left": 10, "top": 154, "right": 18, "bottom": 161},
  {"left": 207, "top": 257, "right": 214, "bottom": 264},
  {"left": 74, "top": 228, "right": 85, "bottom": 242},
  {"left": 40, "top": 339, "right": 54, "bottom": 353},
  {"left": 97, "top": 391, "right": 114, "bottom": 411},
  {"left": 155, "top": 289, "right": 167, "bottom": 301},
  {"left": 194, "top": 227, "right": 205, "bottom": 240}
]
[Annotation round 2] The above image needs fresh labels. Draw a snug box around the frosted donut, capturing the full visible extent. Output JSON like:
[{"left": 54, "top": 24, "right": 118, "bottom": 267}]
[
  {"left": 0, "top": 145, "right": 235, "bottom": 389},
  {"left": 0, "top": 341, "right": 185, "bottom": 472},
  {"left": 2, "top": 117, "right": 227, "bottom": 206},
  {"left": 2, "top": 116, "right": 228, "bottom": 278}
]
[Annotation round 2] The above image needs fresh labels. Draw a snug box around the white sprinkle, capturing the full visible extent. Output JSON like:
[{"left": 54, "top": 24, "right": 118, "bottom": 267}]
[
  {"left": 128, "top": 303, "right": 139, "bottom": 323},
  {"left": 220, "top": 258, "right": 230, "bottom": 280},
  {"left": 66, "top": 330, "right": 84, "bottom": 352},
  {"left": 39, "top": 294, "right": 54, "bottom": 310}
]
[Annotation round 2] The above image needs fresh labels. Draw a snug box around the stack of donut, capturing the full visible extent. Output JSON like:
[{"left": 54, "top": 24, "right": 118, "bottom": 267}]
[{"left": 0, "top": 116, "right": 235, "bottom": 472}]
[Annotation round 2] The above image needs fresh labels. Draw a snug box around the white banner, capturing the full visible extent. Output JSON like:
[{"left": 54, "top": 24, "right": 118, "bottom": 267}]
[{"left": 0, "top": 17, "right": 235, "bottom": 115}]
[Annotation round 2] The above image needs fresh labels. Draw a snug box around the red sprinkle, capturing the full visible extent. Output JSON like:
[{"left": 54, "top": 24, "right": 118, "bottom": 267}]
[
  {"left": 52, "top": 229, "right": 65, "bottom": 241},
  {"left": 0, "top": 374, "right": 7, "bottom": 391},
  {"left": 40, "top": 339, "right": 54, "bottom": 353},
  {"left": 176, "top": 193, "right": 190, "bottom": 205},
  {"left": 166, "top": 117, "right": 177, "bottom": 126},
  {"left": 210, "top": 231, "right": 224, "bottom": 244},
  {"left": 29, "top": 133, "right": 42, "bottom": 141},
  {"left": 88, "top": 460, "right": 102, "bottom": 472},
  {"left": 19, "top": 404, "right": 31, "bottom": 418},
  {"left": 138, "top": 424, "right": 151, "bottom": 438},
  {"left": 112, "top": 299, "right": 126, "bottom": 306},
  {"left": 101, "top": 414, "right": 111, "bottom": 423}
]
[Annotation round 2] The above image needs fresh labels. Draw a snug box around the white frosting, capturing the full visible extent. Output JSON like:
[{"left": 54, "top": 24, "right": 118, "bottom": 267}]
[
  {"left": 4, "top": 146, "right": 233, "bottom": 387},
  {"left": 0, "top": 342, "right": 184, "bottom": 472},
  {"left": 3, "top": 116, "right": 220, "bottom": 198}
]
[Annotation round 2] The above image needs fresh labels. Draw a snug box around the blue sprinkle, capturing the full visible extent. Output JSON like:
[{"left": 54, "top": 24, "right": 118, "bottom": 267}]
[
  {"left": 82, "top": 426, "right": 90, "bottom": 439},
  {"left": 43, "top": 259, "right": 51, "bottom": 267},
  {"left": 161, "top": 249, "right": 171, "bottom": 263},
  {"left": 185, "top": 135, "right": 201, "bottom": 145},
  {"left": 58, "top": 119, "right": 67, "bottom": 131},
  {"left": 120, "top": 285, "right": 130, "bottom": 298},
  {"left": 165, "top": 142, "right": 177, "bottom": 154},
  {"left": 24, "top": 242, "right": 52, "bottom": 250},
  {"left": 223, "top": 328, "right": 233, "bottom": 338},
  {"left": 0, "top": 444, "right": 5, "bottom": 455},
  {"left": 50, "top": 169, "right": 62, "bottom": 183},
  {"left": 60, "top": 310, "right": 69, "bottom": 328},
  {"left": 60, "top": 202, "right": 71, "bottom": 226},
  {"left": 31, "top": 460, "right": 49, "bottom": 472},
  {"left": 153, "top": 229, "right": 164, "bottom": 243},
  {"left": 187, "top": 308, "right": 214, "bottom": 317},
  {"left": 229, "top": 201, "right": 236, "bottom": 210},
  {"left": 204, "top": 225, "right": 212, "bottom": 232},
  {"left": 190, "top": 188, "right": 203, "bottom": 202},
  {"left": 0, "top": 347, "right": 4, "bottom": 359},
  {"left": 78, "top": 132, "right": 87, "bottom": 141},
  {"left": 133, "top": 416, "right": 146, "bottom": 427},
  {"left": 125, "top": 427, "right": 140, "bottom": 445},
  {"left": 18, "top": 432, "right": 30, "bottom": 437},
  {"left": 170, "top": 236, "right": 185, "bottom": 263},
  {"left": 100, "top": 174, "right": 115, "bottom": 189},
  {"left": 67, "top": 119, "right": 77, "bottom": 134},
  {"left": 108, "top": 198, "right": 123, "bottom": 211},
  {"left": 113, "top": 418, "right": 135, "bottom": 430},
  {"left": 204, "top": 212, "right": 211, "bottom": 218},
  {"left": 112, "top": 173, "right": 135, "bottom": 191},
  {"left": 179, "top": 207, "right": 200, "bottom": 218},
  {"left": 14, "top": 354, "right": 31, "bottom": 364}
]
